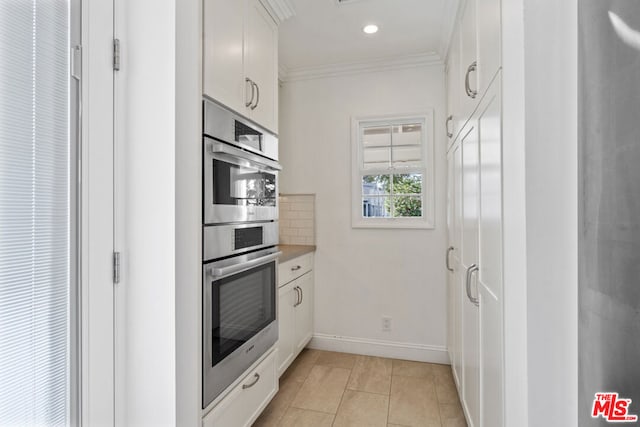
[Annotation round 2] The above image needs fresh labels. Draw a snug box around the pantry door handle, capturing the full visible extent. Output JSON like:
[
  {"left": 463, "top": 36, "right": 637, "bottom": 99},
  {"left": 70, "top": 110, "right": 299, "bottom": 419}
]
[
  {"left": 245, "top": 77, "right": 255, "bottom": 108},
  {"left": 242, "top": 373, "right": 260, "bottom": 389},
  {"left": 251, "top": 82, "right": 260, "bottom": 110},
  {"left": 465, "top": 264, "right": 479, "bottom": 306},
  {"left": 446, "top": 246, "right": 454, "bottom": 272},
  {"left": 465, "top": 61, "right": 478, "bottom": 99},
  {"left": 446, "top": 115, "right": 453, "bottom": 138}
]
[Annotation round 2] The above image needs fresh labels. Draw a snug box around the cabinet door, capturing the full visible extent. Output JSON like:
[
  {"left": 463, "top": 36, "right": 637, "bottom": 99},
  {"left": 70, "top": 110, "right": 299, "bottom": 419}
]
[
  {"left": 277, "top": 283, "right": 295, "bottom": 377},
  {"left": 446, "top": 153, "right": 455, "bottom": 364},
  {"left": 294, "top": 272, "right": 314, "bottom": 353},
  {"left": 478, "top": 76, "right": 503, "bottom": 427},
  {"left": 446, "top": 27, "right": 462, "bottom": 147},
  {"left": 460, "top": 121, "right": 480, "bottom": 427},
  {"left": 450, "top": 143, "right": 464, "bottom": 388},
  {"left": 479, "top": 283, "right": 503, "bottom": 427},
  {"left": 476, "top": 0, "right": 501, "bottom": 96},
  {"left": 203, "top": 0, "right": 246, "bottom": 114},
  {"left": 478, "top": 73, "right": 502, "bottom": 300},
  {"left": 245, "top": 0, "right": 278, "bottom": 133},
  {"left": 459, "top": 0, "right": 478, "bottom": 122}
]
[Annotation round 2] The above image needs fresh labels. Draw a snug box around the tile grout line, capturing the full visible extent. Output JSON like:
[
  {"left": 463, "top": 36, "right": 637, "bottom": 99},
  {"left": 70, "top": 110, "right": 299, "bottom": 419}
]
[
  {"left": 329, "top": 364, "right": 352, "bottom": 427},
  {"left": 386, "top": 375, "right": 393, "bottom": 426},
  {"left": 273, "top": 350, "right": 321, "bottom": 424}
]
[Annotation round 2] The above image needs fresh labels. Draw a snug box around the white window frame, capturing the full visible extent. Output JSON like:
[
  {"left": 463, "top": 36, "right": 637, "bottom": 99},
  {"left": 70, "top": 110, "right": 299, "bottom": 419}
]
[{"left": 351, "top": 111, "right": 435, "bottom": 229}]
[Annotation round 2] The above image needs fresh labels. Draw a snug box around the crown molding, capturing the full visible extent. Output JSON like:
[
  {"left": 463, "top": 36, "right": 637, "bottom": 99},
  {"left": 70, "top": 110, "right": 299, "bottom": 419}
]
[
  {"left": 259, "top": 0, "right": 296, "bottom": 26},
  {"left": 278, "top": 63, "right": 289, "bottom": 86},
  {"left": 279, "top": 52, "right": 443, "bottom": 83}
]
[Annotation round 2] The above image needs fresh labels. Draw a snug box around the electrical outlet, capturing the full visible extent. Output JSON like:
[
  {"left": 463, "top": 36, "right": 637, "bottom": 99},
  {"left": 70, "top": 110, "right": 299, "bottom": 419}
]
[{"left": 382, "top": 316, "right": 392, "bottom": 332}]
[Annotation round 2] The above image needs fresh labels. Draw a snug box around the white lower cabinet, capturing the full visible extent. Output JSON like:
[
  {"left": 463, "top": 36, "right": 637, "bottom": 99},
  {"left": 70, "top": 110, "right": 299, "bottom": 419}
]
[
  {"left": 276, "top": 253, "right": 314, "bottom": 377},
  {"left": 447, "top": 74, "right": 504, "bottom": 427},
  {"left": 293, "top": 271, "right": 314, "bottom": 353},
  {"left": 277, "top": 282, "right": 297, "bottom": 374},
  {"left": 202, "top": 349, "right": 278, "bottom": 427}
]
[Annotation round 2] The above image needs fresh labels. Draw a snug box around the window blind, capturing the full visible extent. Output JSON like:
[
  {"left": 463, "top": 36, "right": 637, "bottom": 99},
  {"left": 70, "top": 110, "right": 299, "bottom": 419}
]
[{"left": 0, "top": 1, "right": 71, "bottom": 425}]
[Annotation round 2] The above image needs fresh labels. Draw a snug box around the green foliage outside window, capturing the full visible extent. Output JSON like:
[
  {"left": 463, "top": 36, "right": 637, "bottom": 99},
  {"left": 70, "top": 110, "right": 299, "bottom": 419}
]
[{"left": 362, "top": 174, "right": 422, "bottom": 217}]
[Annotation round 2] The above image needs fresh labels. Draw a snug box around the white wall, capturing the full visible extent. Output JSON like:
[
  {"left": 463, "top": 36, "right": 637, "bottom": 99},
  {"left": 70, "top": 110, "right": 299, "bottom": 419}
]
[
  {"left": 523, "top": 0, "right": 578, "bottom": 425},
  {"left": 175, "top": 0, "right": 202, "bottom": 425},
  {"left": 501, "top": 0, "right": 529, "bottom": 425},
  {"left": 116, "top": 0, "right": 177, "bottom": 425},
  {"left": 279, "top": 65, "right": 448, "bottom": 362}
]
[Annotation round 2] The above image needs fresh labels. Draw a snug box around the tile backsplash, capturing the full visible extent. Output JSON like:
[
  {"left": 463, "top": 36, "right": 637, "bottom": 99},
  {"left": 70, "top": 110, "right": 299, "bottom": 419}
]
[{"left": 279, "top": 194, "right": 315, "bottom": 245}]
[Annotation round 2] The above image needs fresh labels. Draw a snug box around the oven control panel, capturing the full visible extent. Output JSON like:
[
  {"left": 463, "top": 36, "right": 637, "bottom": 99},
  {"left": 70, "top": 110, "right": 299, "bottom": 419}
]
[{"left": 234, "top": 226, "right": 263, "bottom": 251}]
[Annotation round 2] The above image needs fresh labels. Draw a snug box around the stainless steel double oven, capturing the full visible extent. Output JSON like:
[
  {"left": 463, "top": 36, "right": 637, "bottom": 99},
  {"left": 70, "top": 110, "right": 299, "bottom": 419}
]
[{"left": 202, "top": 99, "right": 281, "bottom": 409}]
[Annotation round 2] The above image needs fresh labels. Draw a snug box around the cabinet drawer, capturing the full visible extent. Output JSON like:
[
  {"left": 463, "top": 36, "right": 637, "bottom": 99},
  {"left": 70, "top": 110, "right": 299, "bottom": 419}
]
[
  {"left": 278, "top": 253, "right": 313, "bottom": 286},
  {"left": 203, "top": 350, "right": 278, "bottom": 427}
]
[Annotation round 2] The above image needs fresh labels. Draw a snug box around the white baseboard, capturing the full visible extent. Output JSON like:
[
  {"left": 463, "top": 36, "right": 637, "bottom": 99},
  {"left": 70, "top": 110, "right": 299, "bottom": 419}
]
[{"left": 309, "top": 333, "right": 450, "bottom": 365}]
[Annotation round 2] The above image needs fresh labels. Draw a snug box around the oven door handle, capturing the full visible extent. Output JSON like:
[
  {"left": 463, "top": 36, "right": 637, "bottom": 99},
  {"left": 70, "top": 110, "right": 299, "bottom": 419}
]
[
  {"left": 207, "top": 139, "right": 282, "bottom": 172},
  {"left": 207, "top": 251, "right": 282, "bottom": 279}
]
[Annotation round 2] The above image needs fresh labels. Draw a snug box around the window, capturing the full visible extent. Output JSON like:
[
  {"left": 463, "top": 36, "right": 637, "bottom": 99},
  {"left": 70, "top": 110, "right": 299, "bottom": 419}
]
[
  {"left": 0, "top": 1, "right": 77, "bottom": 424},
  {"left": 351, "top": 113, "right": 434, "bottom": 228}
]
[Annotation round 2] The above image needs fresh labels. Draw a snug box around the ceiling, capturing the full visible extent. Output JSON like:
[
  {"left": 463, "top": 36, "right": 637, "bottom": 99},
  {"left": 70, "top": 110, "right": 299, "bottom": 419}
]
[{"left": 278, "top": 0, "right": 458, "bottom": 74}]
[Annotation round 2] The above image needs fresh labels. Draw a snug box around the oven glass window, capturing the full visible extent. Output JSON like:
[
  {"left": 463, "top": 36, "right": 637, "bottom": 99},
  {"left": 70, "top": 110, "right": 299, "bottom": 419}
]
[
  {"left": 212, "top": 159, "right": 276, "bottom": 207},
  {"left": 210, "top": 261, "right": 276, "bottom": 366}
]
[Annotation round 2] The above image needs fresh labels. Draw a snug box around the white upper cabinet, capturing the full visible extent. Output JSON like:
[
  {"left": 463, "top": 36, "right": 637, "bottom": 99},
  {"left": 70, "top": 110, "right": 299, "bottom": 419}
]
[
  {"left": 459, "top": 0, "right": 478, "bottom": 121},
  {"left": 447, "top": 0, "right": 501, "bottom": 146},
  {"left": 446, "top": 28, "right": 461, "bottom": 147},
  {"left": 476, "top": 0, "right": 502, "bottom": 96},
  {"left": 245, "top": 0, "right": 279, "bottom": 133},
  {"left": 203, "top": 0, "right": 246, "bottom": 115},
  {"left": 203, "top": 0, "right": 279, "bottom": 133}
]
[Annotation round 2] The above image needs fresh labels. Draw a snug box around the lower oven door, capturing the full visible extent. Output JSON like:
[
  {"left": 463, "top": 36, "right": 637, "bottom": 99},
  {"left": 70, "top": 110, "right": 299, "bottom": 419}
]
[{"left": 202, "top": 248, "right": 280, "bottom": 409}]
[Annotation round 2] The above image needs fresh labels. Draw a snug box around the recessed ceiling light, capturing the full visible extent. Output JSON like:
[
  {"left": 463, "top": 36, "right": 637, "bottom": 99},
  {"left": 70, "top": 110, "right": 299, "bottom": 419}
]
[{"left": 363, "top": 24, "right": 379, "bottom": 34}]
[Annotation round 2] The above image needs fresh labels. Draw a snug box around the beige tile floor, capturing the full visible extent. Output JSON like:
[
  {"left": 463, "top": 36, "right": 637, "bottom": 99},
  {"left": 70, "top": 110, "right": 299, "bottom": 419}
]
[{"left": 253, "top": 349, "right": 468, "bottom": 427}]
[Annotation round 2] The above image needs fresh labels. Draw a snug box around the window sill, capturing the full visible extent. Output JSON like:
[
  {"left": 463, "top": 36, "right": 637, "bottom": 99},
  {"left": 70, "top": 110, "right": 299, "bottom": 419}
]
[{"left": 351, "top": 218, "right": 435, "bottom": 230}]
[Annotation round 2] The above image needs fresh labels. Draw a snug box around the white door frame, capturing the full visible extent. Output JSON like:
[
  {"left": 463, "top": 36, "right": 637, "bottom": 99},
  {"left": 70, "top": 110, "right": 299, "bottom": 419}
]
[{"left": 80, "top": 0, "right": 115, "bottom": 425}]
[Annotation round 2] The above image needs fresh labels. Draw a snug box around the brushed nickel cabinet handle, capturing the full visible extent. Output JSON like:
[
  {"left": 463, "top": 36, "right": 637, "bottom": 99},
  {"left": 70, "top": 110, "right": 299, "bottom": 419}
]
[
  {"left": 465, "top": 61, "right": 478, "bottom": 99},
  {"left": 446, "top": 246, "right": 454, "bottom": 272},
  {"left": 245, "top": 77, "right": 255, "bottom": 108},
  {"left": 465, "top": 264, "right": 479, "bottom": 306},
  {"left": 251, "top": 82, "right": 260, "bottom": 110},
  {"left": 293, "top": 286, "right": 301, "bottom": 307},
  {"left": 242, "top": 373, "right": 260, "bottom": 389},
  {"left": 446, "top": 115, "right": 453, "bottom": 138}
]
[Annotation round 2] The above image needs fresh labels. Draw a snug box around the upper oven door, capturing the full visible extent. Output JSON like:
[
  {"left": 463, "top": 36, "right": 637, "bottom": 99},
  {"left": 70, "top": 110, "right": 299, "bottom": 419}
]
[{"left": 204, "top": 138, "right": 281, "bottom": 224}]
